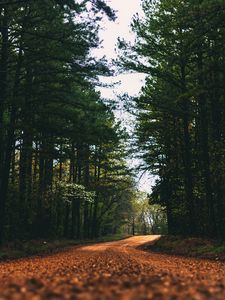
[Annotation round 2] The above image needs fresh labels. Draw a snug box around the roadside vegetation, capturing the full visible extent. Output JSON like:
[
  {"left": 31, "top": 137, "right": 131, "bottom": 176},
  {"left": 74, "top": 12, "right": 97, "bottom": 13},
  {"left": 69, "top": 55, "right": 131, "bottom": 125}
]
[
  {"left": 144, "top": 236, "right": 225, "bottom": 261},
  {"left": 0, "top": 233, "right": 131, "bottom": 261}
]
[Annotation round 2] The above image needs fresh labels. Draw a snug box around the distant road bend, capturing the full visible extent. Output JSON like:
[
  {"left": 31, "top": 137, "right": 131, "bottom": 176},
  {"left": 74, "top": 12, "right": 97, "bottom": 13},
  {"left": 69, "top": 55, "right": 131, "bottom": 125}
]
[{"left": 0, "top": 236, "right": 225, "bottom": 299}]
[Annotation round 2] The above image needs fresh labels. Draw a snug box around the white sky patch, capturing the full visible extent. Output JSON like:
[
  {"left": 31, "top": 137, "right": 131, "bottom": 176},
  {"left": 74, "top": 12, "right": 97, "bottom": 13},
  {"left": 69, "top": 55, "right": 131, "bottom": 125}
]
[
  {"left": 97, "top": 73, "right": 145, "bottom": 100},
  {"left": 92, "top": 0, "right": 144, "bottom": 60},
  {"left": 94, "top": 0, "right": 156, "bottom": 193}
]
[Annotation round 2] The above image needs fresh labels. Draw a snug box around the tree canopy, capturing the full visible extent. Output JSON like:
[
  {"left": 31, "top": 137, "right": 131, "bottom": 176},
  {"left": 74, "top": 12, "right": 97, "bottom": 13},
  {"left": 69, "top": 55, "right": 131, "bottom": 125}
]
[
  {"left": 120, "top": 0, "right": 225, "bottom": 238},
  {"left": 0, "top": 0, "right": 146, "bottom": 242}
]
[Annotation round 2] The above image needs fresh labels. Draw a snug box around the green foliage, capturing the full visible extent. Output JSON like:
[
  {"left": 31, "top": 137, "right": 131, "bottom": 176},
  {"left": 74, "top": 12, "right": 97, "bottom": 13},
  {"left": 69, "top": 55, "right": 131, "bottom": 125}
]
[
  {"left": 120, "top": 0, "right": 225, "bottom": 238},
  {"left": 126, "top": 193, "right": 167, "bottom": 235},
  {"left": 0, "top": 0, "right": 137, "bottom": 243},
  {"left": 55, "top": 182, "right": 95, "bottom": 202}
]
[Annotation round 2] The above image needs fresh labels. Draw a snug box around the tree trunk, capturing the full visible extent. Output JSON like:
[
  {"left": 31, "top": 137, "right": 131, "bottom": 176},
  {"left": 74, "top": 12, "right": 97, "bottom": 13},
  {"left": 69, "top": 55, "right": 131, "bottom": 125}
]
[
  {"left": 197, "top": 50, "right": 215, "bottom": 236},
  {"left": 0, "top": 6, "right": 9, "bottom": 244},
  {"left": 180, "top": 63, "right": 196, "bottom": 234},
  {"left": 19, "top": 64, "right": 33, "bottom": 237},
  {"left": 83, "top": 145, "right": 90, "bottom": 238}
]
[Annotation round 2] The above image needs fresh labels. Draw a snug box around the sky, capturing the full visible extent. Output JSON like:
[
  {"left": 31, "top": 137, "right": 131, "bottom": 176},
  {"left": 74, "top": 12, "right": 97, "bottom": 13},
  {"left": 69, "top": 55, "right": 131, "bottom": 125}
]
[{"left": 93, "top": 0, "right": 156, "bottom": 193}]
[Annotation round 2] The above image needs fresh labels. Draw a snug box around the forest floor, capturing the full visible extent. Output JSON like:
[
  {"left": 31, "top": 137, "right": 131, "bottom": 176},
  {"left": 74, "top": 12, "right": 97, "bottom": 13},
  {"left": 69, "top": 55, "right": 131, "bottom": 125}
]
[{"left": 0, "top": 235, "right": 225, "bottom": 300}]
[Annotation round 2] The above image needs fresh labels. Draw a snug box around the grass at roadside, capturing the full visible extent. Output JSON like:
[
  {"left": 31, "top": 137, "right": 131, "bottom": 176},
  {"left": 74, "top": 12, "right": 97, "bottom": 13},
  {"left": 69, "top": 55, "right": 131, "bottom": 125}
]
[
  {"left": 143, "top": 235, "right": 225, "bottom": 261},
  {"left": 0, "top": 233, "right": 131, "bottom": 261}
]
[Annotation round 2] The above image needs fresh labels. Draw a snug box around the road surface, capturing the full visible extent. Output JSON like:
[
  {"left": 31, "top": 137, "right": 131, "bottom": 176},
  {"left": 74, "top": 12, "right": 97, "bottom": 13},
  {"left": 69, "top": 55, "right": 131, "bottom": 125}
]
[{"left": 0, "top": 236, "right": 225, "bottom": 299}]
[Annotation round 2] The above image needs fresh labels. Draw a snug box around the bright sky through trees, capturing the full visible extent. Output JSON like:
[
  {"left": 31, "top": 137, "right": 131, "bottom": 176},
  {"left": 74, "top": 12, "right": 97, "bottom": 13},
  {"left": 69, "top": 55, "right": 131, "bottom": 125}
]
[{"left": 93, "top": 0, "right": 155, "bottom": 193}]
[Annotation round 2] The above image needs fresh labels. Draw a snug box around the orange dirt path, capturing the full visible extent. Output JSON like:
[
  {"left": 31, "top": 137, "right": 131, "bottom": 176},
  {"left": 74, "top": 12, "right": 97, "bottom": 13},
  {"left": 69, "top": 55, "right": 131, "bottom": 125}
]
[{"left": 0, "top": 236, "right": 225, "bottom": 299}]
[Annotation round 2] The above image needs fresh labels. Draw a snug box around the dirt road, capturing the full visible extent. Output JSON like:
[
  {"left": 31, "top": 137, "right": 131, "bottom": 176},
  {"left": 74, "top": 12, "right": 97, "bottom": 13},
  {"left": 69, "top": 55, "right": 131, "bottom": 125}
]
[{"left": 0, "top": 236, "right": 225, "bottom": 299}]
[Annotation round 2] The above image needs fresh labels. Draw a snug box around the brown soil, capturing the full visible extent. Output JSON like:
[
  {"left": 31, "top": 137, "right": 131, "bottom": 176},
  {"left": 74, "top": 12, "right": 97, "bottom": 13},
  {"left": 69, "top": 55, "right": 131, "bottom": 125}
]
[{"left": 0, "top": 235, "right": 225, "bottom": 299}]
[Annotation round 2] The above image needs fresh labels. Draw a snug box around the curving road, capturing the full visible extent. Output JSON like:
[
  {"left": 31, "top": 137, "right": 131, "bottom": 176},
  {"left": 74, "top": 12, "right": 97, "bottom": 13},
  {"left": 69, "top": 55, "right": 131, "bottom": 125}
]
[{"left": 0, "top": 236, "right": 225, "bottom": 299}]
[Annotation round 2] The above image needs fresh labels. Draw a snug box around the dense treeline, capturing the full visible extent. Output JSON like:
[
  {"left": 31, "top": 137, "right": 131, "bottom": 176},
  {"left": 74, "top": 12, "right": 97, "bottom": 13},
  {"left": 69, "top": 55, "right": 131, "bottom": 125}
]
[
  {"left": 0, "top": 0, "right": 139, "bottom": 243},
  {"left": 127, "top": 193, "right": 167, "bottom": 236},
  {"left": 121, "top": 0, "right": 225, "bottom": 238}
]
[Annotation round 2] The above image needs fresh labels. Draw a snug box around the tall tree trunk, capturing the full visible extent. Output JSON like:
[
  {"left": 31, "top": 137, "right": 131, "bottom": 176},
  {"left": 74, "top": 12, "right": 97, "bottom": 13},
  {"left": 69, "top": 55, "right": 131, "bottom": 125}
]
[
  {"left": 0, "top": 6, "right": 9, "bottom": 244},
  {"left": 76, "top": 146, "right": 82, "bottom": 239},
  {"left": 83, "top": 145, "right": 90, "bottom": 238},
  {"left": 19, "top": 65, "right": 33, "bottom": 237},
  {"left": 71, "top": 144, "right": 82, "bottom": 239},
  {"left": 92, "top": 147, "right": 101, "bottom": 238},
  {"left": 180, "top": 63, "right": 196, "bottom": 234},
  {"left": 208, "top": 40, "right": 224, "bottom": 238},
  {"left": 59, "top": 141, "right": 63, "bottom": 181},
  {"left": 197, "top": 50, "right": 215, "bottom": 236}
]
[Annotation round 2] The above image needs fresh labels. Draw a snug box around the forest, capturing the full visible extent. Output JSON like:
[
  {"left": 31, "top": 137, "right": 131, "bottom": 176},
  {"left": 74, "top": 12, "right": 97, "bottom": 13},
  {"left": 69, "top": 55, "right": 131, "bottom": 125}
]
[
  {"left": 0, "top": 0, "right": 167, "bottom": 244},
  {"left": 1, "top": 1, "right": 225, "bottom": 299},
  {"left": 0, "top": 0, "right": 131, "bottom": 243},
  {"left": 120, "top": 0, "right": 225, "bottom": 238},
  {"left": 0, "top": 0, "right": 224, "bottom": 246}
]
